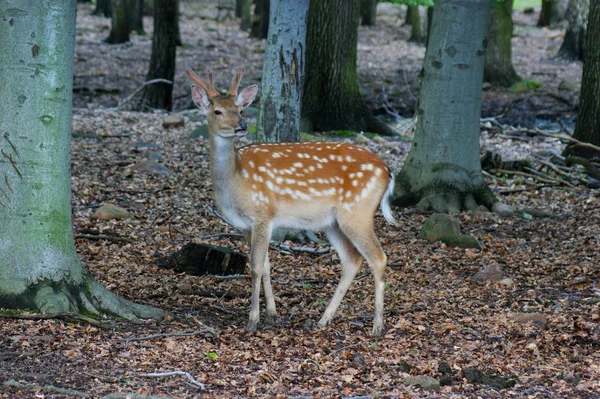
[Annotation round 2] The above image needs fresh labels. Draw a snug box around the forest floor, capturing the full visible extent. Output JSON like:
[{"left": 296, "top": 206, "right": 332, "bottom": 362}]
[{"left": 1, "top": 1, "right": 599, "bottom": 398}]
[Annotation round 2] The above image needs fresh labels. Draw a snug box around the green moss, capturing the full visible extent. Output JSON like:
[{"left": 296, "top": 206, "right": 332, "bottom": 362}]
[
  {"left": 300, "top": 132, "right": 326, "bottom": 142},
  {"left": 509, "top": 79, "right": 542, "bottom": 93},
  {"left": 326, "top": 130, "right": 357, "bottom": 137}
]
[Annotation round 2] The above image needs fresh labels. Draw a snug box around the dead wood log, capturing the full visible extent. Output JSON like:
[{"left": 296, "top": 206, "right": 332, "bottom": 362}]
[{"left": 159, "top": 242, "right": 247, "bottom": 276}]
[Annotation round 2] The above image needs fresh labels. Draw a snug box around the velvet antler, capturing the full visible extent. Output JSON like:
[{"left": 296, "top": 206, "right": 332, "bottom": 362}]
[{"left": 186, "top": 67, "right": 219, "bottom": 99}]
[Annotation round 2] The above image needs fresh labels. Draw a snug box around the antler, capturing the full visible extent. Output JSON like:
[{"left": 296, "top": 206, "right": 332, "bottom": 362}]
[
  {"left": 186, "top": 67, "right": 219, "bottom": 99},
  {"left": 227, "top": 67, "right": 244, "bottom": 97}
]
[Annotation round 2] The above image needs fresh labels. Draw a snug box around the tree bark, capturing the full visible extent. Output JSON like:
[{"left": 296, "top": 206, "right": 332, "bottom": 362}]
[
  {"left": 409, "top": 6, "right": 423, "bottom": 42},
  {"left": 257, "top": 0, "right": 309, "bottom": 143},
  {"left": 93, "top": 0, "right": 111, "bottom": 17},
  {"left": 140, "top": 0, "right": 178, "bottom": 111},
  {"left": 301, "top": 0, "right": 395, "bottom": 135},
  {"left": 564, "top": 0, "right": 600, "bottom": 159},
  {"left": 238, "top": 0, "right": 253, "bottom": 31},
  {"left": 360, "top": 0, "right": 378, "bottom": 26},
  {"left": 557, "top": 0, "right": 589, "bottom": 61},
  {"left": 251, "top": 0, "right": 270, "bottom": 39},
  {"left": 484, "top": 0, "right": 521, "bottom": 87},
  {"left": 130, "top": 0, "right": 145, "bottom": 35},
  {"left": 393, "top": 0, "right": 497, "bottom": 212},
  {"left": 0, "top": 0, "right": 163, "bottom": 321},
  {"left": 105, "top": 0, "right": 131, "bottom": 44},
  {"left": 538, "top": 0, "right": 568, "bottom": 26}
]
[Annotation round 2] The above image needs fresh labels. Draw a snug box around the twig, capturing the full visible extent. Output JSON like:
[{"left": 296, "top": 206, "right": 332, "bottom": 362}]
[
  {"left": 0, "top": 312, "right": 114, "bottom": 329},
  {"left": 198, "top": 232, "right": 244, "bottom": 240},
  {"left": 566, "top": 156, "right": 600, "bottom": 180},
  {"left": 490, "top": 169, "right": 563, "bottom": 185},
  {"left": 117, "top": 78, "right": 173, "bottom": 109},
  {"left": 3, "top": 380, "right": 89, "bottom": 397},
  {"left": 273, "top": 243, "right": 331, "bottom": 254},
  {"left": 528, "top": 128, "right": 600, "bottom": 154},
  {"left": 138, "top": 370, "right": 205, "bottom": 390},
  {"left": 207, "top": 204, "right": 237, "bottom": 229},
  {"left": 111, "top": 328, "right": 219, "bottom": 344},
  {"left": 75, "top": 233, "right": 133, "bottom": 243},
  {"left": 212, "top": 273, "right": 249, "bottom": 279}
]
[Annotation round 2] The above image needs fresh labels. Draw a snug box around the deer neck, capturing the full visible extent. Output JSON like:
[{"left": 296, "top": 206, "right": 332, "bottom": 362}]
[{"left": 208, "top": 133, "right": 242, "bottom": 200}]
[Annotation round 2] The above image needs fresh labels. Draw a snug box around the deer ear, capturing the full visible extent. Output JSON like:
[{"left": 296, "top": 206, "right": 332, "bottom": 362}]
[
  {"left": 236, "top": 85, "right": 258, "bottom": 109},
  {"left": 191, "top": 85, "right": 210, "bottom": 111}
]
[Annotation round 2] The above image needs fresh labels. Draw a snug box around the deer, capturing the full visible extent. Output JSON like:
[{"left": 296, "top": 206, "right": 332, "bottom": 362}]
[{"left": 186, "top": 66, "right": 398, "bottom": 336}]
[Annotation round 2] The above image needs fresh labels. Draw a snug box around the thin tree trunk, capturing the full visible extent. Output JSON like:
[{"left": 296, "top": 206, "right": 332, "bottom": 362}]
[
  {"left": 557, "top": 0, "right": 589, "bottom": 60},
  {"left": 301, "top": 0, "right": 395, "bottom": 135},
  {"left": 393, "top": 0, "right": 496, "bottom": 212},
  {"left": 140, "top": 0, "right": 178, "bottom": 110},
  {"left": 484, "top": 0, "right": 521, "bottom": 87},
  {"left": 251, "top": 0, "right": 270, "bottom": 39},
  {"left": 564, "top": 0, "right": 600, "bottom": 159},
  {"left": 238, "top": 0, "right": 253, "bottom": 31},
  {"left": 130, "top": 0, "right": 145, "bottom": 35},
  {"left": 0, "top": 0, "right": 163, "bottom": 321},
  {"left": 539, "top": 0, "right": 568, "bottom": 26},
  {"left": 360, "top": 0, "right": 378, "bottom": 26},
  {"left": 105, "top": 0, "right": 131, "bottom": 44},
  {"left": 93, "top": 0, "right": 111, "bottom": 17},
  {"left": 257, "top": 0, "right": 309, "bottom": 143},
  {"left": 409, "top": 6, "right": 423, "bottom": 42}
]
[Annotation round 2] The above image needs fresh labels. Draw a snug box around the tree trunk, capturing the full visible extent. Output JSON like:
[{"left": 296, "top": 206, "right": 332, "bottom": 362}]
[
  {"left": 251, "top": 0, "right": 270, "bottom": 39},
  {"left": 564, "top": 0, "right": 600, "bottom": 159},
  {"left": 130, "top": 0, "right": 145, "bottom": 35},
  {"left": 93, "top": 0, "right": 111, "bottom": 17},
  {"left": 360, "top": 0, "right": 378, "bottom": 26},
  {"left": 557, "top": 0, "right": 589, "bottom": 60},
  {"left": 409, "top": 6, "right": 423, "bottom": 42},
  {"left": 393, "top": 0, "right": 497, "bottom": 213},
  {"left": 484, "top": 0, "right": 521, "bottom": 87},
  {"left": 257, "top": 0, "right": 309, "bottom": 143},
  {"left": 426, "top": 6, "right": 433, "bottom": 47},
  {"left": 140, "top": 0, "right": 178, "bottom": 111},
  {"left": 105, "top": 0, "right": 131, "bottom": 44},
  {"left": 538, "top": 0, "right": 568, "bottom": 26},
  {"left": 301, "top": 0, "right": 395, "bottom": 136},
  {"left": 175, "top": 0, "right": 182, "bottom": 46},
  {"left": 0, "top": 0, "right": 163, "bottom": 321},
  {"left": 238, "top": 0, "right": 253, "bottom": 31}
]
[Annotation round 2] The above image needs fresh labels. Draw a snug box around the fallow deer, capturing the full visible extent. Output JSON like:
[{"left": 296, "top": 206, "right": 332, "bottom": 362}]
[{"left": 186, "top": 66, "right": 398, "bottom": 336}]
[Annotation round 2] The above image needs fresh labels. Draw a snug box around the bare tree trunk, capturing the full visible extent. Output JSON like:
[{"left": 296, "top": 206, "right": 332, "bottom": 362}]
[
  {"left": 140, "top": 0, "right": 178, "bottom": 110},
  {"left": 130, "top": 0, "right": 145, "bottom": 35},
  {"left": 93, "top": 0, "right": 111, "bottom": 17},
  {"left": 394, "top": 0, "right": 496, "bottom": 212},
  {"left": 484, "top": 0, "right": 521, "bottom": 87},
  {"left": 251, "top": 0, "right": 270, "bottom": 39},
  {"left": 301, "top": 0, "right": 395, "bottom": 135},
  {"left": 557, "top": 0, "right": 589, "bottom": 60},
  {"left": 238, "top": 0, "right": 253, "bottom": 31},
  {"left": 360, "top": 0, "right": 378, "bottom": 26},
  {"left": 539, "top": 0, "right": 568, "bottom": 26},
  {"left": 564, "top": 0, "right": 600, "bottom": 159},
  {"left": 409, "top": 6, "right": 423, "bottom": 42},
  {"left": 257, "top": 0, "right": 309, "bottom": 143},
  {"left": 105, "top": 0, "right": 131, "bottom": 44}
]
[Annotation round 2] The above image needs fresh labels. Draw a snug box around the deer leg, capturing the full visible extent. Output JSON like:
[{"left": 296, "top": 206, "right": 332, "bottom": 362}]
[
  {"left": 337, "top": 217, "right": 387, "bottom": 337},
  {"left": 262, "top": 254, "right": 277, "bottom": 324},
  {"left": 247, "top": 222, "right": 272, "bottom": 333},
  {"left": 318, "top": 223, "right": 363, "bottom": 329}
]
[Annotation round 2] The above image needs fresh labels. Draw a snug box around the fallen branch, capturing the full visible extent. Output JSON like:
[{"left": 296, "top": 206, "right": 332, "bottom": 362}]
[
  {"left": 198, "top": 232, "right": 244, "bottom": 240},
  {"left": 273, "top": 243, "right": 331, "bottom": 255},
  {"left": 111, "top": 328, "right": 219, "bottom": 344},
  {"left": 491, "top": 169, "right": 563, "bottom": 186},
  {"left": 528, "top": 128, "right": 600, "bottom": 154},
  {"left": 118, "top": 78, "right": 173, "bottom": 109},
  {"left": 0, "top": 312, "right": 114, "bottom": 329},
  {"left": 75, "top": 233, "right": 132, "bottom": 243},
  {"left": 3, "top": 379, "right": 89, "bottom": 397},
  {"left": 139, "top": 370, "right": 206, "bottom": 390},
  {"left": 212, "top": 273, "right": 249, "bottom": 280},
  {"left": 566, "top": 156, "right": 600, "bottom": 180}
]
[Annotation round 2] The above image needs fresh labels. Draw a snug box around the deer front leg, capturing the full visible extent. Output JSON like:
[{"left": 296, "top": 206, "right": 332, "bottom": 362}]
[{"left": 247, "top": 222, "right": 272, "bottom": 333}]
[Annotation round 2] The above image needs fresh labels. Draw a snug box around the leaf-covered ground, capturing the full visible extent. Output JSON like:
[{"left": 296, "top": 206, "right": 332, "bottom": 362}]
[{"left": 1, "top": 2, "right": 599, "bottom": 398}]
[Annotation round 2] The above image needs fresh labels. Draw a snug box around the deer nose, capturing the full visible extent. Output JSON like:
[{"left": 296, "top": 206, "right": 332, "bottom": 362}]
[{"left": 238, "top": 120, "right": 248, "bottom": 130}]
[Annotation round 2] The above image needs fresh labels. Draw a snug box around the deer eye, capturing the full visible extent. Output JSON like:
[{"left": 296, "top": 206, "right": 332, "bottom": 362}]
[{"left": 214, "top": 110, "right": 222, "bottom": 115}]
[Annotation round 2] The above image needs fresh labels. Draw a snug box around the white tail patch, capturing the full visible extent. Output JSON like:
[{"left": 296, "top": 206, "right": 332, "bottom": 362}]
[{"left": 380, "top": 174, "right": 399, "bottom": 227}]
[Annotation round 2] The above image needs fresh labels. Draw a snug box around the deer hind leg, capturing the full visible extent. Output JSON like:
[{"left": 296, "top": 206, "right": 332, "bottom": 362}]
[
  {"left": 247, "top": 222, "right": 272, "bottom": 333},
  {"left": 317, "top": 222, "right": 364, "bottom": 329},
  {"left": 337, "top": 215, "right": 387, "bottom": 337}
]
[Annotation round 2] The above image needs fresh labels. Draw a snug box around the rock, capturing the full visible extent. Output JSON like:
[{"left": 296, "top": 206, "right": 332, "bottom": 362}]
[
  {"left": 162, "top": 113, "right": 185, "bottom": 129},
  {"left": 438, "top": 361, "right": 454, "bottom": 386},
  {"left": 147, "top": 151, "right": 163, "bottom": 162},
  {"left": 354, "top": 134, "right": 370, "bottom": 145},
  {"left": 419, "top": 214, "right": 460, "bottom": 243},
  {"left": 514, "top": 313, "right": 548, "bottom": 330},
  {"left": 481, "top": 82, "right": 493, "bottom": 90},
  {"left": 472, "top": 263, "right": 503, "bottom": 283},
  {"left": 93, "top": 203, "right": 131, "bottom": 220},
  {"left": 500, "top": 277, "right": 515, "bottom": 289},
  {"left": 441, "top": 234, "right": 482, "bottom": 250},
  {"left": 372, "top": 135, "right": 387, "bottom": 145},
  {"left": 461, "top": 367, "right": 517, "bottom": 389},
  {"left": 474, "top": 205, "right": 490, "bottom": 214},
  {"left": 558, "top": 79, "right": 578, "bottom": 91},
  {"left": 134, "top": 160, "right": 170, "bottom": 176},
  {"left": 492, "top": 202, "right": 514, "bottom": 217},
  {"left": 403, "top": 375, "right": 441, "bottom": 392}
]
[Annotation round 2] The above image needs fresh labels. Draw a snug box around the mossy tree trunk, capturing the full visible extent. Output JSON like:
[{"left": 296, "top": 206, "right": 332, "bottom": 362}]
[
  {"left": 105, "top": 0, "right": 131, "bottom": 44},
  {"left": 538, "top": 0, "right": 567, "bottom": 26},
  {"left": 0, "top": 0, "right": 164, "bottom": 321},
  {"left": 251, "top": 0, "right": 270, "bottom": 39},
  {"left": 140, "top": 0, "right": 178, "bottom": 111},
  {"left": 564, "top": 0, "right": 600, "bottom": 159},
  {"left": 484, "top": 0, "right": 521, "bottom": 87},
  {"left": 393, "top": 0, "right": 497, "bottom": 213},
  {"left": 257, "top": 0, "right": 309, "bottom": 143},
  {"left": 301, "top": 0, "right": 395, "bottom": 135},
  {"left": 237, "top": 0, "right": 253, "bottom": 31},
  {"left": 557, "top": 0, "right": 589, "bottom": 61},
  {"left": 360, "top": 0, "right": 378, "bottom": 26},
  {"left": 409, "top": 6, "right": 423, "bottom": 42}
]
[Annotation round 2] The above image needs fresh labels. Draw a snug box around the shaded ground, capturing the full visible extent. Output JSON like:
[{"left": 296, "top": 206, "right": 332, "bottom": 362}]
[{"left": 1, "top": 2, "right": 598, "bottom": 398}]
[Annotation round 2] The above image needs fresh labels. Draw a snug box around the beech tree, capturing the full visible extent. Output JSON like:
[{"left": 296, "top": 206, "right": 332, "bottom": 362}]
[
  {"left": 564, "top": 0, "right": 600, "bottom": 159},
  {"left": 360, "top": 0, "right": 379, "bottom": 25},
  {"left": 257, "top": 0, "right": 309, "bottom": 143},
  {"left": 484, "top": 0, "right": 521, "bottom": 87},
  {"left": 393, "top": 0, "right": 497, "bottom": 212},
  {"left": 302, "top": 0, "right": 395, "bottom": 135},
  {"left": 105, "top": 0, "right": 131, "bottom": 44},
  {"left": 557, "top": 0, "right": 589, "bottom": 61},
  {"left": 0, "top": 0, "right": 164, "bottom": 321}
]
